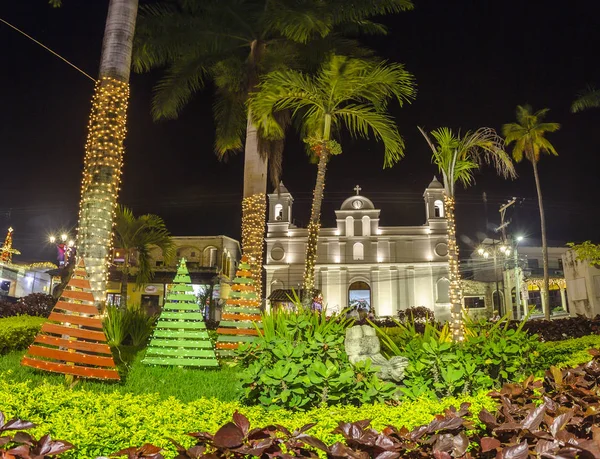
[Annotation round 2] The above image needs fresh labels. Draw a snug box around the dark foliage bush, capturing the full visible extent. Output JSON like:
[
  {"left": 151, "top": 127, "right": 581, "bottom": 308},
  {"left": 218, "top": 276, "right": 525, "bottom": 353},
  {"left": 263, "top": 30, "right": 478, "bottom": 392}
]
[
  {"left": 0, "top": 411, "right": 73, "bottom": 458},
  {"left": 0, "top": 293, "right": 54, "bottom": 318},
  {"left": 510, "top": 314, "right": 600, "bottom": 341}
]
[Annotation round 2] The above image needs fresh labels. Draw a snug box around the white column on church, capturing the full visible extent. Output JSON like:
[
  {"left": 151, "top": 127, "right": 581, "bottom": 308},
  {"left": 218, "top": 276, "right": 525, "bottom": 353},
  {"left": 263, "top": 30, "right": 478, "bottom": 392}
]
[{"left": 407, "top": 266, "right": 415, "bottom": 308}]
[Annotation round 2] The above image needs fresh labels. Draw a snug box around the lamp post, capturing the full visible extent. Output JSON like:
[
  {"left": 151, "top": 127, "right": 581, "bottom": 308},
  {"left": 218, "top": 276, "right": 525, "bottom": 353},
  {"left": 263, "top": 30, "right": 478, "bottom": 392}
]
[
  {"left": 513, "top": 236, "right": 524, "bottom": 320},
  {"left": 49, "top": 233, "right": 75, "bottom": 267},
  {"left": 477, "top": 239, "right": 511, "bottom": 316}
]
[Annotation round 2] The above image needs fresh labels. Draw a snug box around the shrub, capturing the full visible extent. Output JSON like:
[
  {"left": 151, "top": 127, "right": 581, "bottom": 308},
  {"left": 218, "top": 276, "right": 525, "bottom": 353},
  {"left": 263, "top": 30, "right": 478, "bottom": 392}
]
[
  {"left": 512, "top": 314, "right": 600, "bottom": 341},
  {"left": 0, "top": 375, "right": 495, "bottom": 458},
  {"left": 0, "top": 293, "right": 54, "bottom": 318},
  {"left": 0, "top": 316, "right": 46, "bottom": 354},
  {"left": 374, "top": 315, "right": 544, "bottom": 399},
  {"left": 0, "top": 410, "right": 73, "bottom": 458},
  {"left": 237, "top": 307, "right": 397, "bottom": 410},
  {"left": 539, "top": 334, "right": 600, "bottom": 368},
  {"left": 103, "top": 305, "right": 158, "bottom": 348}
]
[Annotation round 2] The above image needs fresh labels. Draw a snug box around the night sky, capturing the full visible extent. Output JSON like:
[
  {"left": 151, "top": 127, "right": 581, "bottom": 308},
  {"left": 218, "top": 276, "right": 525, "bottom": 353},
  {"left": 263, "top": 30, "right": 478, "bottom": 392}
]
[{"left": 1, "top": 0, "right": 599, "bottom": 263}]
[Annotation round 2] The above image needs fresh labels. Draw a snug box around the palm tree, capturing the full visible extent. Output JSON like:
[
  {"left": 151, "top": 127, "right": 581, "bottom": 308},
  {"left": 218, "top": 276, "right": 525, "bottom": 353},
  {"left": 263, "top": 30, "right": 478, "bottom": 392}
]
[
  {"left": 250, "top": 55, "right": 415, "bottom": 299},
  {"left": 502, "top": 105, "right": 560, "bottom": 320},
  {"left": 571, "top": 85, "right": 600, "bottom": 112},
  {"left": 76, "top": 0, "right": 139, "bottom": 303},
  {"left": 113, "top": 206, "right": 175, "bottom": 308},
  {"left": 419, "top": 127, "right": 515, "bottom": 340},
  {"left": 132, "top": 0, "right": 414, "bottom": 301}
]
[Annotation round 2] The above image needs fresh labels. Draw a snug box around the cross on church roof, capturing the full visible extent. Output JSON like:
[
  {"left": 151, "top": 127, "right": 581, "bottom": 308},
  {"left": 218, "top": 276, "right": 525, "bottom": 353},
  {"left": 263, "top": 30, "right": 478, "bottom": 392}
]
[{"left": 354, "top": 185, "right": 362, "bottom": 195}]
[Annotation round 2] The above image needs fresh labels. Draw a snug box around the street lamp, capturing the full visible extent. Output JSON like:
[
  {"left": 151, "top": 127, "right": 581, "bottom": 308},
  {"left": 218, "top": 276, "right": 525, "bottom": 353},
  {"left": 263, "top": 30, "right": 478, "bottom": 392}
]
[
  {"left": 513, "top": 236, "right": 525, "bottom": 320},
  {"left": 475, "top": 239, "right": 512, "bottom": 316},
  {"left": 49, "top": 231, "right": 76, "bottom": 267}
]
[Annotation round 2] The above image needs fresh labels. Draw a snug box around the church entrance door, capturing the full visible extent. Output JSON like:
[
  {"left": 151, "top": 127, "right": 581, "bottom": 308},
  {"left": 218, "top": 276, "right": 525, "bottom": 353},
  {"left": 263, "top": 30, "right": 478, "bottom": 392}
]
[{"left": 348, "top": 281, "right": 371, "bottom": 316}]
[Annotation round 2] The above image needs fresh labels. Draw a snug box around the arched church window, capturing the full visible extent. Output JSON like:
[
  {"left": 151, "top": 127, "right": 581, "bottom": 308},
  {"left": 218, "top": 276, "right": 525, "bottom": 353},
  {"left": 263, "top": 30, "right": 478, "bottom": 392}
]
[
  {"left": 274, "top": 203, "right": 283, "bottom": 220},
  {"left": 436, "top": 278, "right": 450, "bottom": 303},
  {"left": 434, "top": 200, "right": 444, "bottom": 218},
  {"left": 353, "top": 242, "right": 364, "bottom": 261},
  {"left": 345, "top": 216, "right": 354, "bottom": 237},
  {"left": 362, "top": 216, "right": 371, "bottom": 236},
  {"left": 204, "top": 246, "right": 217, "bottom": 267}
]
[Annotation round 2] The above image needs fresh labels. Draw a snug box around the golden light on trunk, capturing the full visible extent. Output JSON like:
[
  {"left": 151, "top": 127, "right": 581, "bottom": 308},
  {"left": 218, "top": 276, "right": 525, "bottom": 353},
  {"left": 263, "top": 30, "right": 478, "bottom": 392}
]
[{"left": 444, "top": 195, "right": 464, "bottom": 341}]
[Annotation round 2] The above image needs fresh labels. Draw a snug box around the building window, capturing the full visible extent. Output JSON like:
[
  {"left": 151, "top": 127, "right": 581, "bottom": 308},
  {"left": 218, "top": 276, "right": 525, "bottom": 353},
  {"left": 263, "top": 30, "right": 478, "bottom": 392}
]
[
  {"left": 353, "top": 242, "right": 364, "bottom": 261},
  {"left": 463, "top": 296, "right": 485, "bottom": 309},
  {"left": 528, "top": 258, "right": 539, "bottom": 269},
  {"left": 155, "top": 260, "right": 164, "bottom": 267},
  {"left": 191, "top": 251, "right": 196, "bottom": 258},
  {"left": 274, "top": 203, "right": 283, "bottom": 220},
  {"left": 106, "top": 293, "right": 121, "bottom": 307},
  {"left": 345, "top": 216, "right": 354, "bottom": 237},
  {"left": 362, "top": 216, "right": 371, "bottom": 236},
  {"left": 348, "top": 281, "right": 371, "bottom": 312},
  {"left": 557, "top": 258, "right": 563, "bottom": 270},
  {"left": 434, "top": 200, "right": 444, "bottom": 218},
  {"left": 204, "top": 246, "right": 218, "bottom": 267},
  {"left": 436, "top": 278, "right": 450, "bottom": 303}
]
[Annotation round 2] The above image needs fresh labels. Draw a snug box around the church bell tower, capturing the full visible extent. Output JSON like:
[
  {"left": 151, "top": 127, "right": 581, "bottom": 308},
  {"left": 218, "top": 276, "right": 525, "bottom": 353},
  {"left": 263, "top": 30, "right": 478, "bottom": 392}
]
[{"left": 267, "top": 182, "right": 294, "bottom": 234}]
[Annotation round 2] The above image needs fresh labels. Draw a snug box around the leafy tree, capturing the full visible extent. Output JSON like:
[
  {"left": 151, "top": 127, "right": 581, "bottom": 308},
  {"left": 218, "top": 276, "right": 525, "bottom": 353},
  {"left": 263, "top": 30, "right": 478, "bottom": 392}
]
[
  {"left": 419, "top": 127, "right": 515, "bottom": 339},
  {"left": 113, "top": 206, "right": 175, "bottom": 308},
  {"left": 567, "top": 241, "right": 600, "bottom": 266},
  {"left": 502, "top": 105, "right": 560, "bottom": 320},
  {"left": 250, "top": 54, "right": 415, "bottom": 299},
  {"left": 571, "top": 85, "right": 600, "bottom": 112},
  {"left": 132, "top": 0, "right": 414, "bottom": 299}
]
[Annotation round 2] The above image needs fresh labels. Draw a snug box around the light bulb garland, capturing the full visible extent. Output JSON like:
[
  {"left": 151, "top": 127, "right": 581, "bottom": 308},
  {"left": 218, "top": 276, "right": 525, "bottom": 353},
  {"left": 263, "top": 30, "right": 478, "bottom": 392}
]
[
  {"left": 216, "top": 255, "right": 262, "bottom": 358},
  {"left": 76, "top": 76, "right": 130, "bottom": 303},
  {"left": 302, "top": 140, "right": 332, "bottom": 303},
  {"left": 445, "top": 195, "right": 465, "bottom": 341},
  {"left": 241, "top": 193, "right": 266, "bottom": 300}
]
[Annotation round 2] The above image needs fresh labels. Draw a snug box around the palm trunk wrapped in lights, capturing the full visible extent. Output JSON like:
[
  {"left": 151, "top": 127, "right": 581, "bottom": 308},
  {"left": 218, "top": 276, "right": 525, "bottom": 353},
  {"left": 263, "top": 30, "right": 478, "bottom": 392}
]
[
  {"left": 302, "top": 143, "right": 329, "bottom": 296},
  {"left": 241, "top": 109, "right": 267, "bottom": 302},
  {"left": 444, "top": 195, "right": 464, "bottom": 341},
  {"left": 77, "top": 0, "right": 138, "bottom": 303}
]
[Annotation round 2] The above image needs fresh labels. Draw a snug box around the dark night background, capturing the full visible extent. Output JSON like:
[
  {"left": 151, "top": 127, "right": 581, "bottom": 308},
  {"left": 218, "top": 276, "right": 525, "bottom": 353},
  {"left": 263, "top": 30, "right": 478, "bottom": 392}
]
[{"left": 1, "top": 0, "right": 599, "bottom": 263}]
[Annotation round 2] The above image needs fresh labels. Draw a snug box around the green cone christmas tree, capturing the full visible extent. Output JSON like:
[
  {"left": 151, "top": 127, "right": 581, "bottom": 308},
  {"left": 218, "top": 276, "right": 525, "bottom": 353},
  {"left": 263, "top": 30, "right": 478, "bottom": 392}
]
[
  {"left": 216, "top": 255, "right": 262, "bottom": 357},
  {"left": 143, "top": 258, "right": 218, "bottom": 367}
]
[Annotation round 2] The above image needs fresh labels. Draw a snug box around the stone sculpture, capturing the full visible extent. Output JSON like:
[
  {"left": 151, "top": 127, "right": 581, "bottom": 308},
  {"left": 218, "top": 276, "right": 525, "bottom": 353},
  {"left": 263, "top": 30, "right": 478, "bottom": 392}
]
[{"left": 344, "top": 324, "right": 409, "bottom": 382}]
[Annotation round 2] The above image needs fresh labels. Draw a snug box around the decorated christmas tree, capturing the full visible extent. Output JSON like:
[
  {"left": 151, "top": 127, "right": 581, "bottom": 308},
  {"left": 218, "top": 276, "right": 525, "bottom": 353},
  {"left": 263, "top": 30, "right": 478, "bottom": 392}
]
[
  {"left": 0, "top": 227, "right": 20, "bottom": 264},
  {"left": 21, "top": 258, "right": 120, "bottom": 380},
  {"left": 143, "top": 258, "right": 218, "bottom": 367},
  {"left": 216, "top": 255, "right": 262, "bottom": 357}
]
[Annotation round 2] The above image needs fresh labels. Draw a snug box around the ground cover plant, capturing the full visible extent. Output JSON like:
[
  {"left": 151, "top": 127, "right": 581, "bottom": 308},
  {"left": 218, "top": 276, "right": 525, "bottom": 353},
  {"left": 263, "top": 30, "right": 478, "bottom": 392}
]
[
  {"left": 0, "top": 375, "right": 495, "bottom": 458},
  {"left": 0, "top": 349, "right": 240, "bottom": 404}
]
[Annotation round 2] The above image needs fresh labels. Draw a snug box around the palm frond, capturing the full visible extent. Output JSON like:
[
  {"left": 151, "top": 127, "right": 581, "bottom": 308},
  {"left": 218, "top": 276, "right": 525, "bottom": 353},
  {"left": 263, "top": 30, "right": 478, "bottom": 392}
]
[
  {"left": 151, "top": 57, "right": 210, "bottom": 120},
  {"left": 571, "top": 85, "right": 600, "bottom": 113},
  {"left": 502, "top": 105, "right": 560, "bottom": 164},
  {"left": 336, "top": 105, "right": 405, "bottom": 167}
]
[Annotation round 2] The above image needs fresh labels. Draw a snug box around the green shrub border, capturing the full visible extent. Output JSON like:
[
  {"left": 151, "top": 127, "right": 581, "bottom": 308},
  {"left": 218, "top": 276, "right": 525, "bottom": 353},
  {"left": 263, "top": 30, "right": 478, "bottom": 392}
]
[{"left": 0, "top": 316, "right": 46, "bottom": 354}]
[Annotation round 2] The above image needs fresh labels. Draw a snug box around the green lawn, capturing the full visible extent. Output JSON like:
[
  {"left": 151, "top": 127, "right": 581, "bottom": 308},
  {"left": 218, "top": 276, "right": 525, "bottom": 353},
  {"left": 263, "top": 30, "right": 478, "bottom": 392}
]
[{"left": 0, "top": 347, "right": 241, "bottom": 403}]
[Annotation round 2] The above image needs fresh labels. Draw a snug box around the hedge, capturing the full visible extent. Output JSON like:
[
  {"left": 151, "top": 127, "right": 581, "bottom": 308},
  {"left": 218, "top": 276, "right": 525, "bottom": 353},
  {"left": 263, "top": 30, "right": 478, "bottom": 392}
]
[
  {"left": 0, "top": 316, "right": 46, "bottom": 354},
  {"left": 0, "top": 376, "right": 496, "bottom": 459},
  {"left": 539, "top": 334, "right": 600, "bottom": 368}
]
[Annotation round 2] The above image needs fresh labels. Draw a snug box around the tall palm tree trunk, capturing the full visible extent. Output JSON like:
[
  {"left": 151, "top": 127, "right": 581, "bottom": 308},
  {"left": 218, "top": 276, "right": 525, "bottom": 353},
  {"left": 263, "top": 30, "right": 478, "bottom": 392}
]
[
  {"left": 241, "top": 110, "right": 267, "bottom": 303},
  {"left": 302, "top": 145, "right": 330, "bottom": 299},
  {"left": 77, "top": 0, "right": 138, "bottom": 304},
  {"left": 532, "top": 159, "right": 550, "bottom": 320},
  {"left": 444, "top": 195, "right": 464, "bottom": 341}
]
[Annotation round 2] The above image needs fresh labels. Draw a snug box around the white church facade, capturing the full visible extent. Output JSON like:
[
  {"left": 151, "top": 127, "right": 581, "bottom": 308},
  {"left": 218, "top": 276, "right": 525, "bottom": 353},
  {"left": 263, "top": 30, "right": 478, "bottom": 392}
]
[{"left": 264, "top": 179, "right": 451, "bottom": 318}]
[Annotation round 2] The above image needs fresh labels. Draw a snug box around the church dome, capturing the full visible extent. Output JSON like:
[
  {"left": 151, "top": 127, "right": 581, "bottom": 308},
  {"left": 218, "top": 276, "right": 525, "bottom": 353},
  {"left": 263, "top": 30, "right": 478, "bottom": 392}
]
[
  {"left": 340, "top": 195, "right": 375, "bottom": 211},
  {"left": 427, "top": 176, "right": 444, "bottom": 189}
]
